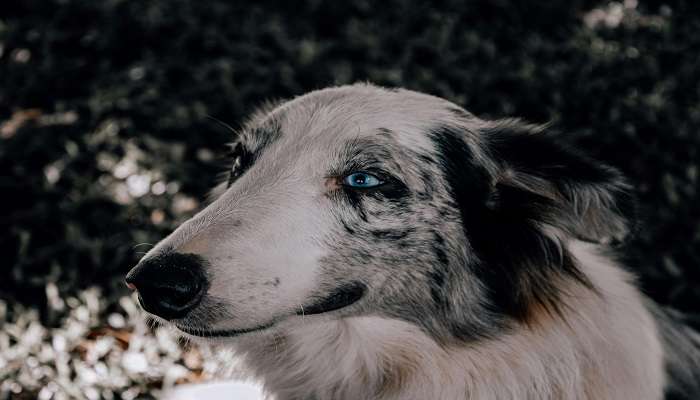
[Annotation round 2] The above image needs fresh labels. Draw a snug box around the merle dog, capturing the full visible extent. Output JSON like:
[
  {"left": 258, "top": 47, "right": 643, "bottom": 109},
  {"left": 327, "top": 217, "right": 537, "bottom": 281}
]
[{"left": 127, "top": 84, "right": 700, "bottom": 400}]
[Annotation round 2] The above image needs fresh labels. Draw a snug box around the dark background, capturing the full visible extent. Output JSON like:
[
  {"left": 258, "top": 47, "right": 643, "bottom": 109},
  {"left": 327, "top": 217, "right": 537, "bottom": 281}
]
[{"left": 1, "top": 0, "right": 699, "bottom": 324}]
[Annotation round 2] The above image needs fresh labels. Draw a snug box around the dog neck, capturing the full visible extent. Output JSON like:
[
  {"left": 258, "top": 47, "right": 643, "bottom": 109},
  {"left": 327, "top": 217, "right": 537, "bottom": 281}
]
[{"left": 229, "top": 242, "right": 664, "bottom": 400}]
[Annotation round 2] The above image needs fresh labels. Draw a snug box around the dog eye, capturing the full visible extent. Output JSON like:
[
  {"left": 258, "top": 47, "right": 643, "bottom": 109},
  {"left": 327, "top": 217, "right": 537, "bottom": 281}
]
[
  {"left": 342, "top": 172, "right": 383, "bottom": 188},
  {"left": 226, "top": 142, "right": 252, "bottom": 187}
]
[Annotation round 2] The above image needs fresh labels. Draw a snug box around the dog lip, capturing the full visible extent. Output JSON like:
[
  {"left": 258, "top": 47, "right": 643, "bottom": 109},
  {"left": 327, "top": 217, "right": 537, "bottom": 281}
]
[
  {"left": 175, "top": 320, "right": 276, "bottom": 338},
  {"left": 297, "top": 282, "right": 365, "bottom": 316}
]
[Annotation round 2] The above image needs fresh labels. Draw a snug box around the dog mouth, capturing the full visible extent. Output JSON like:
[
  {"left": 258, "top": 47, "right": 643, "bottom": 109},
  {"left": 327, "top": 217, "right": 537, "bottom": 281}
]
[
  {"left": 173, "top": 283, "right": 366, "bottom": 338},
  {"left": 296, "top": 282, "right": 366, "bottom": 315},
  {"left": 175, "top": 321, "right": 276, "bottom": 338}
]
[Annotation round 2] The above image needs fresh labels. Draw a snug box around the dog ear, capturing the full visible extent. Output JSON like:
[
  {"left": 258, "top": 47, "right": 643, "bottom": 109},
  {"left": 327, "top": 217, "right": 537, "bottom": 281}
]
[
  {"left": 484, "top": 120, "right": 634, "bottom": 244},
  {"left": 431, "top": 120, "right": 634, "bottom": 323}
]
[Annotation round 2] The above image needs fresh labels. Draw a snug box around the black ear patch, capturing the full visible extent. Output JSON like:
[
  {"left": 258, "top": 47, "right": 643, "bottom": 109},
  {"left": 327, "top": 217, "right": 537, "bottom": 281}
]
[
  {"left": 484, "top": 121, "right": 634, "bottom": 244},
  {"left": 431, "top": 120, "right": 633, "bottom": 323}
]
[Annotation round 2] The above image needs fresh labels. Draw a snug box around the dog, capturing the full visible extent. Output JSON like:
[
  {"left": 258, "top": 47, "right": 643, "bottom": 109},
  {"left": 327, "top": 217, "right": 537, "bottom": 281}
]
[{"left": 126, "top": 84, "right": 700, "bottom": 399}]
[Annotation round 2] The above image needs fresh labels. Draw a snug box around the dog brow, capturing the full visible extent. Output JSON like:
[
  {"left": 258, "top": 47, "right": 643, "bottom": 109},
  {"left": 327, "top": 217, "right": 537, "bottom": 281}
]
[{"left": 329, "top": 136, "right": 398, "bottom": 175}]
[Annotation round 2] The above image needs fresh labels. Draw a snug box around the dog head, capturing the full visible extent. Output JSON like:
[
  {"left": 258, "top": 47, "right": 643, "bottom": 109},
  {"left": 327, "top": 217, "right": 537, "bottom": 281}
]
[{"left": 126, "top": 84, "right": 633, "bottom": 342}]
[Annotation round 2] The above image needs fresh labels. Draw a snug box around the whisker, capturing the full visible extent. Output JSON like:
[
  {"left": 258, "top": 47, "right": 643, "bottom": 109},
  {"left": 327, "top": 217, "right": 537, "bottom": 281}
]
[{"left": 206, "top": 115, "right": 237, "bottom": 134}]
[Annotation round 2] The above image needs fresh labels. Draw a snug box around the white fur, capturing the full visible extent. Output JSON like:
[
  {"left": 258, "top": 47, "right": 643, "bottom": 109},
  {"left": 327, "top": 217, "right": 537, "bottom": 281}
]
[{"left": 225, "top": 241, "right": 664, "bottom": 400}]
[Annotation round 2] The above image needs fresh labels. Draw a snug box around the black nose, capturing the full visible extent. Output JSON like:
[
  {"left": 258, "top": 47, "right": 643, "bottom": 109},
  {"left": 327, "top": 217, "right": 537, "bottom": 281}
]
[{"left": 125, "top": 253, "right": 208, "bottom": 320}]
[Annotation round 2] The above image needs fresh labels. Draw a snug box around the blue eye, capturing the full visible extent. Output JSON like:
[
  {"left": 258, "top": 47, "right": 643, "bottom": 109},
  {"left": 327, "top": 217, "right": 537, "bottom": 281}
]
[{"left": 342, "top": 172, "right": 383, "bottom": 188}]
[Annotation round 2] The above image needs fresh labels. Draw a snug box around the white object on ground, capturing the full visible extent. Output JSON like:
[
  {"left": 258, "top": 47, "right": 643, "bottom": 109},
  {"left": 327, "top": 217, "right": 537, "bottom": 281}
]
[{"left": 162, "top": 381, "right": 266, "bottom": 400}]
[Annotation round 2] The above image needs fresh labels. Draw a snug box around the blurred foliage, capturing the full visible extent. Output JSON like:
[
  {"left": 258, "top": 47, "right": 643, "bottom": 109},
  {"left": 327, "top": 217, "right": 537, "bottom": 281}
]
[{"left": 0, "top": 0, "right": 698, "bottom": 318}]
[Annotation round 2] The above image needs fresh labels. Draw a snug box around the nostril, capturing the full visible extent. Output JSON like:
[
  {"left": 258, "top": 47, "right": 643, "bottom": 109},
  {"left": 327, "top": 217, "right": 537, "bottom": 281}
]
[
  {"left": 152, "top": 279, "right": 203, "bottom": 306},
  {"left": 143, "top": 279, "right": 205, "bottom": 320}
]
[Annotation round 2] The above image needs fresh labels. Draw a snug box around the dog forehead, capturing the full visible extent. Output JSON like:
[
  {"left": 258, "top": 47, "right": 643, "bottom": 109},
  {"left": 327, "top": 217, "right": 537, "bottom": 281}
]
[{"left": 253, "top": 85, "right": 471, "bottom": 155}]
